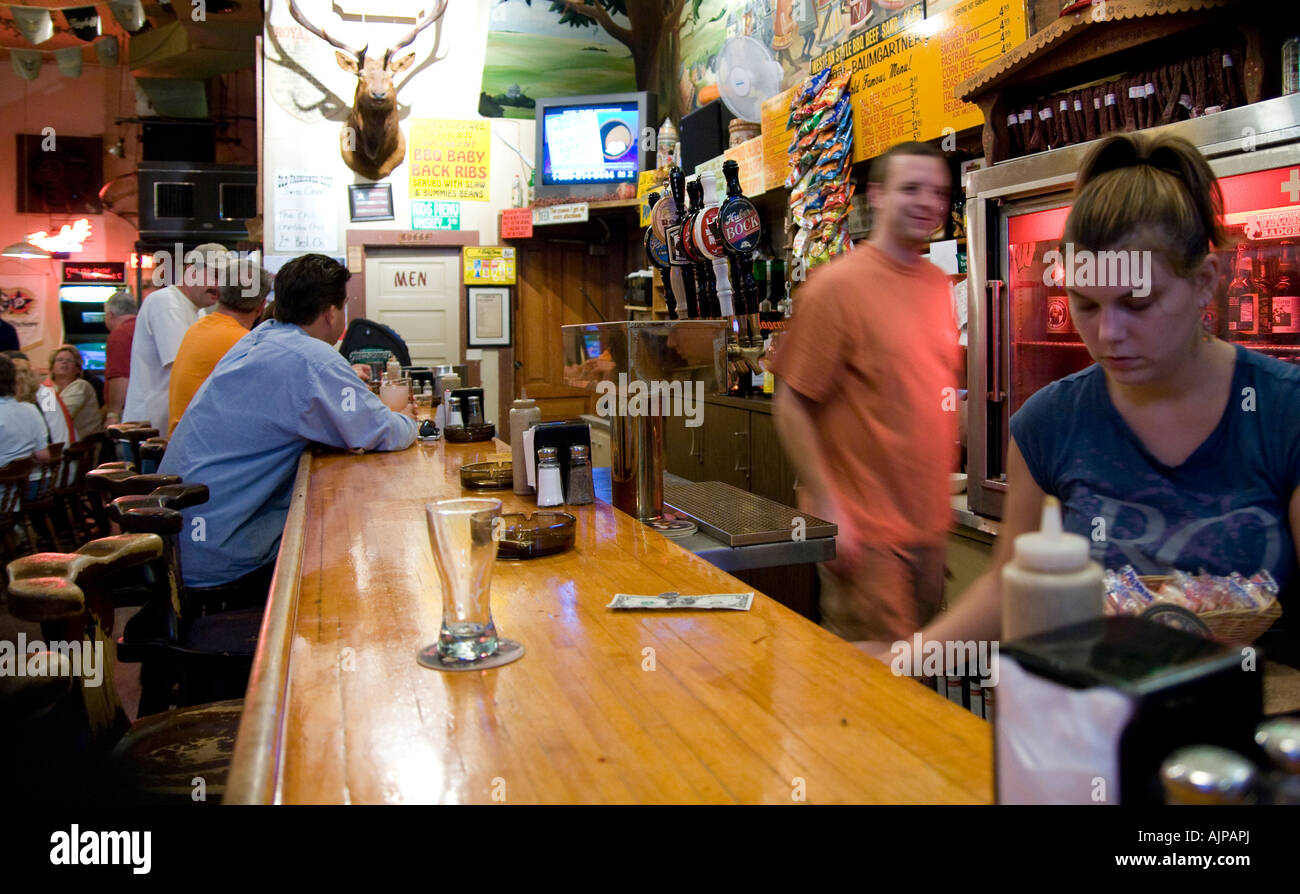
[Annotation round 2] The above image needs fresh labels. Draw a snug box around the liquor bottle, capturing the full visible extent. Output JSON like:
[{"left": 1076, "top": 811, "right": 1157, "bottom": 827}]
[
  {"left": 1271, "top": 242, "right": 1299, "bottom": 346},
  {"left": 667, "top": 166, "right": 700, "bottom": 319},
  {"left": 685, "top": 176, "right": 719, "bottom": 317},
  {"left": 644, "top": 192, "right": 678, "bottom": 319},
  {"left": 1253, "top": 243, "right": 1275, "bottom": 340},
  {"left": 1225, "top": 244, "right": 1258, "bottom": 340}
]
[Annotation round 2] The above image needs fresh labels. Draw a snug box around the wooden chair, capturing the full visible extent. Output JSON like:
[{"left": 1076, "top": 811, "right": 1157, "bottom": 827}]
[
  {"left": 0, "top": 458, "right": 34, "bottom": 570},
  {"left": 110, "top": 484, "right": 263, "bottom": 715},
  {"left": 3, "top": 533, "right": 243, "bottom": 803},
  {"left": 20, "top": 442, "right": 67, "bottom": 552},
  {"left": 53, "top": 433, "right": 108, "bottom": 543}
]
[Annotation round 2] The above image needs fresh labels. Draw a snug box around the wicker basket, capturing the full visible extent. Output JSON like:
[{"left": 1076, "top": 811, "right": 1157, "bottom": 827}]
[{"left": 1137, "top": 575, "right": 1281, "bottom": 645}]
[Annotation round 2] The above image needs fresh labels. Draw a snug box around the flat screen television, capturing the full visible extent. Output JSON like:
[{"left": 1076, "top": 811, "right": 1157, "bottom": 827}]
[{"left": 534, "top": 91, "right": 656, "bottom": 204}]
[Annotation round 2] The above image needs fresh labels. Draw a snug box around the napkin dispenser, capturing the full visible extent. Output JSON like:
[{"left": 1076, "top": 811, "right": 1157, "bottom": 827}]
[
  {"left": 529, "top": 421, "right": 591, "bottom": 493},
  {"left": 995, "top": 616, "right": 1261, "bottom": 804},
  {"left": 448, "top": 387, "right": 485, "bottom": 424}
]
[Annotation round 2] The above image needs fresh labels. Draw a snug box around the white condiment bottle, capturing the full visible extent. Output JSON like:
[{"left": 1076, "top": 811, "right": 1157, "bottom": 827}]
[{"left": 1001, "top": 496, "right": 1104, "bottom": 641}]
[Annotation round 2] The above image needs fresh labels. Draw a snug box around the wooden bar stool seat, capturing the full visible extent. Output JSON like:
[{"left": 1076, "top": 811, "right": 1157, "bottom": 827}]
[
  {"left": 4, "top": 533, "right": 243, "bottom": 804},
  {"left": 86, "top": 468, "right": 181, "bottom": 499},
  {"left": 105, "top": 423, "right": 159, "bottom": 470},
  {"left": 109, "top": 489, "right": 261, "bottom": 713},
  {"left": 139, "top": 437, "right": 168, "bottom": 468}
]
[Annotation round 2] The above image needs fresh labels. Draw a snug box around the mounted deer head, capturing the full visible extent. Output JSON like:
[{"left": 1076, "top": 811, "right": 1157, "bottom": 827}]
[{"left": 289, "top": 0, "right": 447, "bottom": 181}]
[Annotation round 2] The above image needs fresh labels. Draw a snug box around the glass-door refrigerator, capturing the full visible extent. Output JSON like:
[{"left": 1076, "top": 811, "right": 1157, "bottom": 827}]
[{"left": 965, "top": 93, "right": 1300, "bottom": 520}]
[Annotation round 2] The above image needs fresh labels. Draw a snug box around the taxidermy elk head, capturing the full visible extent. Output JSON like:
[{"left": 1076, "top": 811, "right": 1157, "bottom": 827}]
[{"left": 289, "top": 0, "right": 446, "bottom": 181}]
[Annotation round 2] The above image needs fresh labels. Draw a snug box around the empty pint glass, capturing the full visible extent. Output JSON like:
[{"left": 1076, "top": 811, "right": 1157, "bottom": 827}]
[{"left": 426, "top": 498, "right": 502, "bottom": 661}]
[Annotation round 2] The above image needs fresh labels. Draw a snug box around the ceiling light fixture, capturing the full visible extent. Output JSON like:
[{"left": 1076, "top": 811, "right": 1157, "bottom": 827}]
[{"left": 2, "top": 240, "right": 54, "bottom": 259}]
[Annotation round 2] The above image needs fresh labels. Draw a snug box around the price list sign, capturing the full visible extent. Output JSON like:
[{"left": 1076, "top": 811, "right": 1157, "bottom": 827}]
[
  {"left": 760, "top": 86, "right": 799, "bottom": 193},
  {"left": 809, "top": 0, "right": 1026, "bottom": 164}
]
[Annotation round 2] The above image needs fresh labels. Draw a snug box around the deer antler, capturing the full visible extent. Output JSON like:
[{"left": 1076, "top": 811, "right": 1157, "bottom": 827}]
[
  {"left": 382, "top": 0, "right": 448, "bottom": 69},
  {"left": 288, "top": 0, "right": 367, "bottom": 66}
]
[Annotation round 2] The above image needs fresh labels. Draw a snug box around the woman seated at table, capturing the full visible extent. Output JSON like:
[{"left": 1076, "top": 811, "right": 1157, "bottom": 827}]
[
  {"left": 47, "top": 344, "right": 102, "bottom": 439},
  {"left": 918, "top": 133, "right": 1300, "bottom": 651}
]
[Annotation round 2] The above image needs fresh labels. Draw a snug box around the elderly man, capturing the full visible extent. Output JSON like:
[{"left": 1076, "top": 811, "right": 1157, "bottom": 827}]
[
  {"left": 168, "top": 257, "right": 272, "bottom": 435},
  {"left": 122, "top": 244, "right": 228, "bottom": 433},
  {"left": 160, "top": 254, "right": 416, "bottom": 599},
  {"left": 102, "top": 289, "right": 138, "bottom": 427}
]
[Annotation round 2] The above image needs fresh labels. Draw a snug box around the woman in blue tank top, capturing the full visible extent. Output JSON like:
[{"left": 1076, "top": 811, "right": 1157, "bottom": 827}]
[{"left": 919, "top": 132, "right": 1300, "bottom": 651}]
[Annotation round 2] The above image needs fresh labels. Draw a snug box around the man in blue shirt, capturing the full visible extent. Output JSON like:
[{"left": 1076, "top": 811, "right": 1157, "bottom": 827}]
[{"left": 161, "top": 254, "right": 417, "bottom": 593}]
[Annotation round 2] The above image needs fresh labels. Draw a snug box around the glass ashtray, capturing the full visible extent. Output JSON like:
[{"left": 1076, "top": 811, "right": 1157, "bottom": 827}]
[
  {"left": 496, "top": 511, "right": 576, "bottom": 560},
  {"left": 460, "top": 460, "right": 513, "bottom": 489},
  {"left": 443, "top": 422, "right": 496, "bottom": 443}
]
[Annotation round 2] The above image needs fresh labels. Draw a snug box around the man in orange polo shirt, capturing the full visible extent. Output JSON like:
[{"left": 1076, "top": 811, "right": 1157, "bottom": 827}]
[
  {"left": 770, "top": 141, "right": 960, "bottom": 642},
  {"left": 168, "top": 256, "right": 270, "bottom": 436}
]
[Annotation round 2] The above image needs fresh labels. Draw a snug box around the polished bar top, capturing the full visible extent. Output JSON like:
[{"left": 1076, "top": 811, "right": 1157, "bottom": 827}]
[{"left": 226, "top": 438, "right": 992, "bottom": 804}]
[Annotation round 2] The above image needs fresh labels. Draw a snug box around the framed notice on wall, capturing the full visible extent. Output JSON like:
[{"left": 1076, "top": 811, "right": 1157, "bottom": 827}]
[{"left": 467, "top": 286, "right": 511, "bottom": 348}]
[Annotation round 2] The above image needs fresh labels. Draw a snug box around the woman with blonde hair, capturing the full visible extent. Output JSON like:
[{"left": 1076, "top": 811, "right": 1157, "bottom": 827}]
[
  {"left": 46, "top": 343, "right": 101, "bottom": 438},
  {"left": 911, "top": 132, "right": 1300, "bottom": 650}
]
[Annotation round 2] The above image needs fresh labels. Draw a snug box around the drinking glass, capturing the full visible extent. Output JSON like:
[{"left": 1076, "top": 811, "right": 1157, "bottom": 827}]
[
  {"left": 425, "top": 498, "right": 502, "bottom": 661},
  {"left": 380, "top": 376, "right": 411, "bottom": 411}
]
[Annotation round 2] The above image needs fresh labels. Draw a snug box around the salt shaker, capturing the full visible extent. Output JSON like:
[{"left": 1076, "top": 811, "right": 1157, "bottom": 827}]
[
  {"left": 535, "top": 447, "right": 564, "bottom": 507},
  {"left": 565, "top": 444, "right": 594, "bottom": 505}
]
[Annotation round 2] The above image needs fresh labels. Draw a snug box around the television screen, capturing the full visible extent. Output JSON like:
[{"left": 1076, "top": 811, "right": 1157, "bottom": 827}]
[
  {"left": 542, "top": 101, "right": 640, "bottom": 187},
  {"left": 77, "top": 343, "right": 107, "bottom": 371}
]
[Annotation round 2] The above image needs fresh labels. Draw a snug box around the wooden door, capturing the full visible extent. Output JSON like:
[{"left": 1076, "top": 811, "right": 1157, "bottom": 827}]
[
  {"left": 363, "top": 248, "right": 460, "bottom": 366},
  {"left": 700, "top": 404, "right": 750, "bottom": 491},
  {"left": 749, "top": 411, "right": 799, "bottom": 508}
]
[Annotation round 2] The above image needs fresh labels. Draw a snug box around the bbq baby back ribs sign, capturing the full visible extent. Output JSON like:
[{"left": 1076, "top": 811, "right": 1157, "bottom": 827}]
[{"left": 409, "top": 119, "right": 492, "bottom": 202}]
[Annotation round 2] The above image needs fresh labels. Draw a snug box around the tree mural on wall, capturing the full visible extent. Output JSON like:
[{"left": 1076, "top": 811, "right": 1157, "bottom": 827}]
[{"left": 520, "top": 0, "right": 708, "bottom": 122}]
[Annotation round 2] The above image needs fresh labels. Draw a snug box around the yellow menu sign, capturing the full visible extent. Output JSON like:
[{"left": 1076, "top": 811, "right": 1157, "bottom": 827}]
[
  {"left": 808, "top": 0, "right": 1026, "bottom": 165},
  {"left": 463, "top": 246, "right": 516, "bottom": 285},
  {"left": 761, "top": 86, "right": 799, "bottom": 192},
  {"left": 409, "top": 119, "right": 491, "bottom": 201}
]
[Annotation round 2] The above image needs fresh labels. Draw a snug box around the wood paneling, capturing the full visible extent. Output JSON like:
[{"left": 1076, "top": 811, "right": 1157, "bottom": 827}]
[
  {"left": 749, "top": 411, "right": 798, "bottom": 507},
  {"left": 700, "top": 404, "right": 750, "bottom": 492}
]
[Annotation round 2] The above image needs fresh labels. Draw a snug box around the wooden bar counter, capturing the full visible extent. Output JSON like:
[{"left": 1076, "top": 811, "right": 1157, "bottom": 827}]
[{"left": 225, "top": 437, "right": 992, "bottom": 804}]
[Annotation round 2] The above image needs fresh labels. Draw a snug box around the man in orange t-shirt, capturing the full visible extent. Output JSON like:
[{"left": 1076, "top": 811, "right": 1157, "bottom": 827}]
[
  {"left": 770, "top": 141, "right": 960, "bottom": 642},
  {"left": 168, "top": 257, "right": 269, "bottom": 436}
]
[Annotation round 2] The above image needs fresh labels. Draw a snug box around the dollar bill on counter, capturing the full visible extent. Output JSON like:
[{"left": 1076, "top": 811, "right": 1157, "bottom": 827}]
[{"left": 607, "top": 592, "right": 754, "bottom": 611}]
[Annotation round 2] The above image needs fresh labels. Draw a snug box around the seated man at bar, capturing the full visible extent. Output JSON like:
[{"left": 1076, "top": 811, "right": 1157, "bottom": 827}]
[{"left": 160, "top": 253, "right": 417, "bottom": 597}]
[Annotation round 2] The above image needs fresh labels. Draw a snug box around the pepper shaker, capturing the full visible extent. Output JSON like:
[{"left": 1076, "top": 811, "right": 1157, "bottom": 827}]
[{"left": 565, "top": 444, "right": 594, "bottom": 505}]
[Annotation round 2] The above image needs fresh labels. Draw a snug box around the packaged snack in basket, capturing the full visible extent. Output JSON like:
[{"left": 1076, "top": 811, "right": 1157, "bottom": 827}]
[
  {"left": 821, "top": 182, "right": 854, "bottom": 211},
  {"left": 819, "top": 95, "right": 851, "bottom": 131},
  {"left": 813, "top": 159, "right": 847, "bottom": 185},
  {"left": 812, "top": 72, "right": 852, "bottom": 112},
  {"left": 803, "top": 68, "right": 832, "bottom": 105},
  {"left": 835, "top": 108, "right": 854, "bottom": 140},
  {"left": 1105, "top": 565, "right": 1156, "bottom": 614}
]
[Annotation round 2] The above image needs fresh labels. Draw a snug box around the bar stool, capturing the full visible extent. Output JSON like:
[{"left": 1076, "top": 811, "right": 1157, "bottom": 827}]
[
  {"left": 105, "top": 423, "right": 159, "bottom": 471},
  {"left": 110, "top": 487, "right": 263, "bottom": 714},
  {"left": 139, "top": 437, "right": 168, "bottom": 470},
  {"left": 3, "top": 533, "right": 243, "bottom": 803}
]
